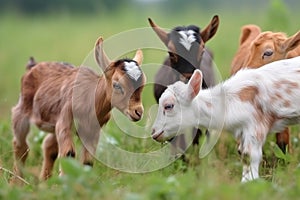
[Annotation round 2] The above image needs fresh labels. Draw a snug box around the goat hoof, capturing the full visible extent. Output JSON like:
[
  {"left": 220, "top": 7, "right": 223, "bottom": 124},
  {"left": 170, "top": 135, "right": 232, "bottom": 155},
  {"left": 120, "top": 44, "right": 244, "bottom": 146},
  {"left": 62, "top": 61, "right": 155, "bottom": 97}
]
[
  {"left": 83, "top": 161, "right": 93, "bottom": 167},
  {"left": 238, "top": 149, "right": 242, "bottom": 155},
  {"left": 66, "top": 151, "right": 75, "bottom": 158}
]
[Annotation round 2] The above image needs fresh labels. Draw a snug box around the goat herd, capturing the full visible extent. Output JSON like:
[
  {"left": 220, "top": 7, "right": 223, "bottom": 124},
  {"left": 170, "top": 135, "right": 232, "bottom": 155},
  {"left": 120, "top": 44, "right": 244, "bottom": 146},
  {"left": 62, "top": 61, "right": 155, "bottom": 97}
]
[{"left": 10, "top": 15, "right": 300, "bottom": 184}]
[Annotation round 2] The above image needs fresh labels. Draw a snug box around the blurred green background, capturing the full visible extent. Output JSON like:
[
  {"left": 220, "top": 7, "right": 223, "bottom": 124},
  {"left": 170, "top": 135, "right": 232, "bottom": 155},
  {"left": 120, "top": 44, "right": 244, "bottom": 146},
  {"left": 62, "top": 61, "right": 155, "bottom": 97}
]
[
  {"left": 1, "top": 0, "right": 300, "bottom": 120},
  {"left": 1, "top": 0, "right": 300, "bottom": 199}
]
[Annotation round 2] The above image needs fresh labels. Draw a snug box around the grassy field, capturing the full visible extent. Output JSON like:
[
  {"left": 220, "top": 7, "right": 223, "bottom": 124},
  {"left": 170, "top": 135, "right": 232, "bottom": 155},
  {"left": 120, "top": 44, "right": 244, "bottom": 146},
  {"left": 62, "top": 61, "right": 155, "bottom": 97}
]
[{"left": 1, "top": 4, "right": 300, "bottom": 199}]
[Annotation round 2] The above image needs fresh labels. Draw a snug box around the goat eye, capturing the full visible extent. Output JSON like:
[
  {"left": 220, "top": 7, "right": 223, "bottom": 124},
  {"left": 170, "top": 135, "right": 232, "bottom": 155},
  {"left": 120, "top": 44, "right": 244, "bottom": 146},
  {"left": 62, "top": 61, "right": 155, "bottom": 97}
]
[
  {"left": 169, "top": 52, "right": 177, "bottom": 62},
  {"left": 164, "top": 103, "right": 174, "bottom": 111},
  {"left": 113, "top": 82, "right": 124, "bottom": 94},
  {"left": 263, "top": 50, "right": 273, "bottom": 58}
]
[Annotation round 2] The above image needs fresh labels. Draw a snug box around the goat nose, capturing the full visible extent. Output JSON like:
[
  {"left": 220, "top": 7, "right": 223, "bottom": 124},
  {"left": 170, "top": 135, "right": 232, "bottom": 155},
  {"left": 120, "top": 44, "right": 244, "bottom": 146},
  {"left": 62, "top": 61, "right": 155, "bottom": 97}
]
[
  {"left": 152, "top": 129, "right": 155, "bottom": 135},
  {"left": 135, "top": 108, "right": 143, "bottom": 119}
]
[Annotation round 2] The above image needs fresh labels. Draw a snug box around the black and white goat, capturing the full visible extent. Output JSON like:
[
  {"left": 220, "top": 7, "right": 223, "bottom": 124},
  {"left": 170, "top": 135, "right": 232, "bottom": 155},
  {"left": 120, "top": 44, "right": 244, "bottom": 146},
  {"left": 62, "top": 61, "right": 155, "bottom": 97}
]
[{"left": 148, "top": 15, "right": 219, "bottom": 152}]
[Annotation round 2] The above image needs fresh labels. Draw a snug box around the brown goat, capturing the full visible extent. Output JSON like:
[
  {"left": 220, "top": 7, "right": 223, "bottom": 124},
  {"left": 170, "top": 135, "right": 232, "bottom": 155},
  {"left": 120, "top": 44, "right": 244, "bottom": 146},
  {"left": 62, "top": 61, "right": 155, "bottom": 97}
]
[
  {"left": 230, "top": 25, "right": 261, "bottom": 75},
  {"left": 231, "top": 25, "right": 300, "bottom": 153},
  {"left": 231, "top": 25, "right": 300, "bottom": 74},
  {"left": 11, "top": 37, "right": 145, "bottom": 183}
]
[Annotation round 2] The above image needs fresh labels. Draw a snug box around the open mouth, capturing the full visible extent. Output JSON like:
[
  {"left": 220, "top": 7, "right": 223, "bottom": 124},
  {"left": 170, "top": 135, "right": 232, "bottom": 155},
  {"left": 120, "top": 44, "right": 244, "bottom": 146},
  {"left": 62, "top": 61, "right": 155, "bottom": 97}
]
[
  {"left": 129, "top": 114, "right": 140, "bottom": 122},
  {"left": 152, "top": 130, "right": 164, "bottom": 141}
]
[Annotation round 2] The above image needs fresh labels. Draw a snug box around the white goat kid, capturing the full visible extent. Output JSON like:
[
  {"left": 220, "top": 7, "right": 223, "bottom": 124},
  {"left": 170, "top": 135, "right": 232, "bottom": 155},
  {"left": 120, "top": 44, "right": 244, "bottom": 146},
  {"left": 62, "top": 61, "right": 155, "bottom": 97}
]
[{"left": 152, "top": 56, "right": 300, "bottom": 182}]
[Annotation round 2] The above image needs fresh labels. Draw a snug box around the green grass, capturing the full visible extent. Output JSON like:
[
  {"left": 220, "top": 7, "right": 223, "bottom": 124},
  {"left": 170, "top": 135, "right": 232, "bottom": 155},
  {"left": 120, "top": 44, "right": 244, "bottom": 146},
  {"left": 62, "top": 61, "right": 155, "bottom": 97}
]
[{"left": 1, "top": 5, "right": 300, "bottom": 200}]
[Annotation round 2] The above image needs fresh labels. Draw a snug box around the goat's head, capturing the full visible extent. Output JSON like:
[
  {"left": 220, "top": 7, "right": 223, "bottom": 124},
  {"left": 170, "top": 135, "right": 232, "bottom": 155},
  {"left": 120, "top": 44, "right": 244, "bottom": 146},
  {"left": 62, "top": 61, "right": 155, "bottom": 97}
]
[
  {"left": 245, "top": 30, "right": 300, "bottom": 68},
  {"left": 151, "top": 70, "right": 202, "bottom": 142},
  {"left": 148, "top": 16, "right": 219, "bottom": 79},
  {"left": 95, "top": 37, "right": 145, "bottom": 121}
]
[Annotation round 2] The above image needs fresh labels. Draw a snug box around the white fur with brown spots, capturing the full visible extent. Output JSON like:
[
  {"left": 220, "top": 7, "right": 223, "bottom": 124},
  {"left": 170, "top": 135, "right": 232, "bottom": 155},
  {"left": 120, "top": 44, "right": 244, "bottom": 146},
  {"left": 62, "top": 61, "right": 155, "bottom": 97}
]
[
  {"left": 152, "top": 56, "right": 300, "bottom": 182},
  {"left": 231, "top": 25, "right": 300, "bottom": 153}
]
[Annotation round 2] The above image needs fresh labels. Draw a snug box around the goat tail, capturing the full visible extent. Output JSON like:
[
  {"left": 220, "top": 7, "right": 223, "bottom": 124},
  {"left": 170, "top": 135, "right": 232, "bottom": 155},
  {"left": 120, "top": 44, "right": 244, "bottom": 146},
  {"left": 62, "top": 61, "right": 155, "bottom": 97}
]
[{"left": 26, "top": 57, "right": 37, "bottom": 70}]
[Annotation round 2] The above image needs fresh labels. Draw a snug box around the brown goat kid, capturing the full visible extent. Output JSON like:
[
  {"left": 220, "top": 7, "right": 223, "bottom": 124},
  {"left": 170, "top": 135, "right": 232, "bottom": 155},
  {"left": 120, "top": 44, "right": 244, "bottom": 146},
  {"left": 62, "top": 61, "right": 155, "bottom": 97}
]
[
  {"left": 231, "top": 25, "right": 300, "bottom": 153},
  {"left": 11, "top": 37, "right": 145, "bottom": 183},
  {"left": 231, "top": 25, "right": 300, "bottom": 74}
]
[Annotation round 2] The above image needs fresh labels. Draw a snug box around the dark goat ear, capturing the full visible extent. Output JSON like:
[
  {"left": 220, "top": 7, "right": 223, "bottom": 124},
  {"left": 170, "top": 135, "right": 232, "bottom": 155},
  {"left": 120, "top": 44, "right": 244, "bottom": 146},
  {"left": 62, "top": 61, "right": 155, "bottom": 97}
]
[
  {"left": 200, "top": 15, "right": 219, "bottom": 43},
  {"left": 94, "top": 37, "right": 112, "bottom": 70},
  {"left": 26, "top": 57, "right": 37, "bottom": 70},
  {"left": 148, "top": 18, "right": 169, "bottom": 46}
]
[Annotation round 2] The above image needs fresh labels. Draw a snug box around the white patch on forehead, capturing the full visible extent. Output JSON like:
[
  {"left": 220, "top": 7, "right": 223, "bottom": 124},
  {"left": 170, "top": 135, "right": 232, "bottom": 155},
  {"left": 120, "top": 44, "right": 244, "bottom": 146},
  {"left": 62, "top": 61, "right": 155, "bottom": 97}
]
[
  {"left": 124, "top": 61, "right": 142, "bottom": 81},
  {"left": 178, "top": 30, "right": 196, "bottom": 51}
]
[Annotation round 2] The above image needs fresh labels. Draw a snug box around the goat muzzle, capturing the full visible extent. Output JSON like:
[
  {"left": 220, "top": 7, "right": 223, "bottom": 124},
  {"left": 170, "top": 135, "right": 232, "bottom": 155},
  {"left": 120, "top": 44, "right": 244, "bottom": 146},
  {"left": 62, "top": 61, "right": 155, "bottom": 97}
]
[
  {"left": 151, "top": 129, "right": 164, "bottom": 142},
  {"left": 127, "top": 106, "right": 144, "bottom": 122}
]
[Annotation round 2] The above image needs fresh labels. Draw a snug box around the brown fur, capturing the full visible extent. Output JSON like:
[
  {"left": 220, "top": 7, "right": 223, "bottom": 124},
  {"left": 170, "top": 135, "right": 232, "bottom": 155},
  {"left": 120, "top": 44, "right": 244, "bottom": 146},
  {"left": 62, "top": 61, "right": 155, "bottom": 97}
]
[
  {"left": 11, "top": 37, "right": 144, "bottom": 184},
  {"left": 231, "top": 27, "right": 300, "bottom": 74},
  {"left": 238, "top": 86, "right": 273, "bottom": 144},
  {"left": 230, "top": 25, "right": 261, "bottom": 75},
  {"left": 231, "top": 25, "right": 300, "bottom": 153},
  {"left": 238, "top": 86, "right": 259, "bottom": 103}
]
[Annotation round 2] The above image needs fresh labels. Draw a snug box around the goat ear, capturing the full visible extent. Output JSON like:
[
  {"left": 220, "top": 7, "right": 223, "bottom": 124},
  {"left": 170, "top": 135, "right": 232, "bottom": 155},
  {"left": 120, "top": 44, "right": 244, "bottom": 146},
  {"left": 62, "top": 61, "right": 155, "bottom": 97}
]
[
  {"left": 148, "top": 18, "right": 169, "bottom": 46},
  {"left": 133, "top": 49, "right": 143, "bottom": 66},
  {"left": 187, "top": 69, "right": 202, "bottom": 100},
  {"left": 282, "top": 31, "right": 300, "bottom": 53},
  {"left": 200, "top": 15, "right": 219, "bottom": 43},
  {"left": 94, "top": 37, "right": 112, "bottom": 70},
  {"left": 240, "top": 24, "right": 261, "bottom": 45}
]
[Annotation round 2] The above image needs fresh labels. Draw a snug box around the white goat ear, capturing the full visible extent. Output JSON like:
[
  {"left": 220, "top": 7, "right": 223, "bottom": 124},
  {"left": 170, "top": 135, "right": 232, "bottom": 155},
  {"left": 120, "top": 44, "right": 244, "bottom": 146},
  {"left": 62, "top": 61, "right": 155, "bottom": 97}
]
[
  {"left": 282, "top": 31, "right": 300, "bottom": 53},
  {"left": 133, "top": 49, "right": 143, "bottom": 66},
  {"left": 94, "top": 37, "right": 112, "bottom": 70},
  {"left": 187, "top": 69, "right": 202, "bottom": 100}
]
